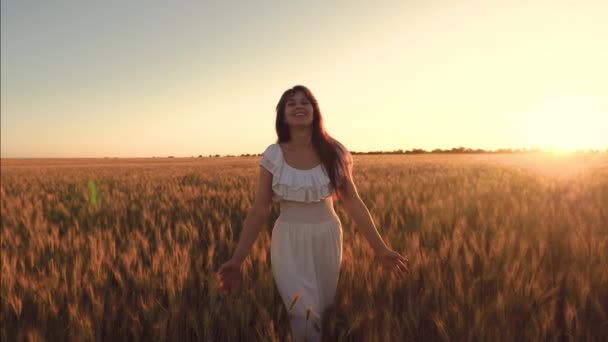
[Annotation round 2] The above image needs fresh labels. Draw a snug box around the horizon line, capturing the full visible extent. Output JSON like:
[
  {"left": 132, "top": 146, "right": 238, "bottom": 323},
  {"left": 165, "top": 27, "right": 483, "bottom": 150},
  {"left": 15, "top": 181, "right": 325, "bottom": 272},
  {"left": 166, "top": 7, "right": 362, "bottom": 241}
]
[{"left": 2, "top": 146, "right": 607, "bottom": 159}]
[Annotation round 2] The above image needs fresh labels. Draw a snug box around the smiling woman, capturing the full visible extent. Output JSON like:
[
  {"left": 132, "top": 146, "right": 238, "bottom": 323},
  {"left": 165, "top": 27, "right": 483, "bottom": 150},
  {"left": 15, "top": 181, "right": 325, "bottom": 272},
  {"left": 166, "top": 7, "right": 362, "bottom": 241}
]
[
  {"left": 509, "top": 93, "right": 607, "bottom": 151},
  {"left": 217, "top": 85, "right": 409, "bottom": 342}
]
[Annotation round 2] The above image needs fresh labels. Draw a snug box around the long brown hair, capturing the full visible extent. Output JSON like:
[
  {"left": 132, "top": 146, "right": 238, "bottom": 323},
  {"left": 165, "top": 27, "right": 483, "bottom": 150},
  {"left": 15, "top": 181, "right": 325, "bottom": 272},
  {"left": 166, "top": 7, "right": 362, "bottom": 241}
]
[{"left": 275, "top": 85, "right": 353, "bottom": 201}]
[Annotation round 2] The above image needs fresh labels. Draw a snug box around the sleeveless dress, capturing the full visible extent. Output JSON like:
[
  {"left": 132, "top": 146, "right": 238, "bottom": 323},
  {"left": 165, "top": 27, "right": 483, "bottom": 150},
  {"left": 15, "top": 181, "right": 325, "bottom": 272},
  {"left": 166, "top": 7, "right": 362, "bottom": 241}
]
[{"left": 259, "top": 143, "right": 351, "bottom": 341}]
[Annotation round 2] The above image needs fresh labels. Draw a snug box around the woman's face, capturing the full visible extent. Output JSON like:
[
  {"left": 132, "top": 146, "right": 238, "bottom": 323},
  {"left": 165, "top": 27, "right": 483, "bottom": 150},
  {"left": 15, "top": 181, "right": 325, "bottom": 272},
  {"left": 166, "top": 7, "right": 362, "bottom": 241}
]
[{"left": 283, "top": 91, "right": 314, "bottom": 127}]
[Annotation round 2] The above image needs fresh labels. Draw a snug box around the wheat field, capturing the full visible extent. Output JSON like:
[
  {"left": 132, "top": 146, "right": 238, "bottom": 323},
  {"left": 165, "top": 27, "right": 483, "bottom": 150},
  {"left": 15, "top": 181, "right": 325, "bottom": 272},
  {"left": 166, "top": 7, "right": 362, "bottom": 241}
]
[{"left": 1, "top": 154, "right": 607, "bottom": 341}]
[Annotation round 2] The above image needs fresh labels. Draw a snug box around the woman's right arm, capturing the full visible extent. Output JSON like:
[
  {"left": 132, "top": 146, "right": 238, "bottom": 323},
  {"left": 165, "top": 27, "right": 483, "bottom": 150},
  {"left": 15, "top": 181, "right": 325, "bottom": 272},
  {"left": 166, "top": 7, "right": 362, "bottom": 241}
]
[{"left": 229, "top": 165, "right": 273, "bottom": 264}]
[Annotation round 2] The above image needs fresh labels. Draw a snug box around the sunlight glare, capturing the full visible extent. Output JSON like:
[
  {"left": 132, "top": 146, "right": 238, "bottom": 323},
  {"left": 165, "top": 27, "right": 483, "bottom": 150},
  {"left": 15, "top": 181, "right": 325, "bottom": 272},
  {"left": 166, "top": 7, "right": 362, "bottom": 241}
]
[{"left": 509, "top": 94, "right": 607, "bottom": 152}]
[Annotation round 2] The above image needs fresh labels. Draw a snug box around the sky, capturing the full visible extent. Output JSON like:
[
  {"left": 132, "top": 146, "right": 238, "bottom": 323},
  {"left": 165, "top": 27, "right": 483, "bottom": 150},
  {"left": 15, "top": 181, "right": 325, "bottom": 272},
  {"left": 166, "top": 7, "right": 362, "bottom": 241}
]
[{"left": 1, "top": 0, "right": 607, "bottom": 158}]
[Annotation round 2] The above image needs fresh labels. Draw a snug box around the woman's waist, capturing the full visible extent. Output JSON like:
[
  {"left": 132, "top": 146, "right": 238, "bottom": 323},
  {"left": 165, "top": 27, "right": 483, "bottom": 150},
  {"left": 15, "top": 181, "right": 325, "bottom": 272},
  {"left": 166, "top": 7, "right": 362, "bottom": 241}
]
[{"left": 277, "top": 199, "right": 339, "bottom": 224}]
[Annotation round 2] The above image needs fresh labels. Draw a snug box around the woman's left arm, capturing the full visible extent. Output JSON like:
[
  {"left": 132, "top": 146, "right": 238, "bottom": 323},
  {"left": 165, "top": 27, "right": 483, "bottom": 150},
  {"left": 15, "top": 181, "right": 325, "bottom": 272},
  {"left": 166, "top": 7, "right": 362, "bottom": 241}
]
[
  {"left": 338, "top": 176, "right": 390, "bottom": 254},
  {"left": 339, "top": 174, "right": 410, "bottom": 279}
]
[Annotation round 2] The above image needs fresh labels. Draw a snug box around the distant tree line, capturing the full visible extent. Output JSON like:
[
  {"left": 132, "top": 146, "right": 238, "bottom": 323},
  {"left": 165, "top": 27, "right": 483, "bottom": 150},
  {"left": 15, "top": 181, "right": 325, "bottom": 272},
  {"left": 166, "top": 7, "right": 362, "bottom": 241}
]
[
  {"left": 351, "top": 147, "right": 549, "bottom": 155},
  {"left": 351, "top": 147, "right": 607, "bottom": 155},
  {"left": 195, "top": 147, "right": 605, "bottom": 158}
]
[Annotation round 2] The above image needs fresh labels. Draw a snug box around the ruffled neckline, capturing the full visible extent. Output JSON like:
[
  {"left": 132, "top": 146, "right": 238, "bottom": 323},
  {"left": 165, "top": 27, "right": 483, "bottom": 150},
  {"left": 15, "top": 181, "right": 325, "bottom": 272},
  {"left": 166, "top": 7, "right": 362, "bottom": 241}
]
[{"left": 259, "top": 144, "right": 332, "bottom": 203}]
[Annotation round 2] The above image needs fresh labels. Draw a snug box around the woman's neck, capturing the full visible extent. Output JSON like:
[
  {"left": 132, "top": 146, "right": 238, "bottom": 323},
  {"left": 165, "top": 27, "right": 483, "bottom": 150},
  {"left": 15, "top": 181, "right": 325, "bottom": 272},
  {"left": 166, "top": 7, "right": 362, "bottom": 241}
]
[{"left": 288, "top": 127, "right": 313, "bottom": 149}]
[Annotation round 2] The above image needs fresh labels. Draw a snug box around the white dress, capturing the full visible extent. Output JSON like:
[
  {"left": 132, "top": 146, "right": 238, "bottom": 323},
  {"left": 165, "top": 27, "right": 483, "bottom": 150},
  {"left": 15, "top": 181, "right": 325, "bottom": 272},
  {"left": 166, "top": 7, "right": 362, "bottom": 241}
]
[{"left": 259, "top": 143, "right": 351, "bottom": 341}]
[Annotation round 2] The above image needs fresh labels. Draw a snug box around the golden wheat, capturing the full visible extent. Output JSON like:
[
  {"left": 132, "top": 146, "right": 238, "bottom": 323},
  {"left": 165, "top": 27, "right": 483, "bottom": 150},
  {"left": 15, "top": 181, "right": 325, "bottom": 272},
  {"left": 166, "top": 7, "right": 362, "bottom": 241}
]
[{"left": 1, "top": 154, "right": 607, "bottom": 341}]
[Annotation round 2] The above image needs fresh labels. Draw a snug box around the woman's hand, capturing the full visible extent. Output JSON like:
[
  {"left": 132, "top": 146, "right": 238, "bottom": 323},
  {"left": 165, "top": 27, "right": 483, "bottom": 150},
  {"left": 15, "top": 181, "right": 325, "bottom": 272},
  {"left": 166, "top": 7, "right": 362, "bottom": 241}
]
[
  {"left": 377, "top": 248, "right": 409, "bottom": 281},
  {"left": 216, "top": 258, "right": 243, "bottom": 294}
]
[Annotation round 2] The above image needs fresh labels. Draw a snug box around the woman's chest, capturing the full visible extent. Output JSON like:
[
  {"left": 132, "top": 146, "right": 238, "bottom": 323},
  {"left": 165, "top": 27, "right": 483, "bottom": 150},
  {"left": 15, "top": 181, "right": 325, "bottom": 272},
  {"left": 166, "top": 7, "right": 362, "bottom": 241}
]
[{"left": 279, "top": 145, "right": 321, "bottom": 170}]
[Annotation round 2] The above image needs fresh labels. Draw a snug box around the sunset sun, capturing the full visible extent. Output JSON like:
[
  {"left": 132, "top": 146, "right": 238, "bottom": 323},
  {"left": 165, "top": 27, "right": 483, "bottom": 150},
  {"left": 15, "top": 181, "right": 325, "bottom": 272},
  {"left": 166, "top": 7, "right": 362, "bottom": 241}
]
[{"left": 510, "top": 93, "right": 607, "bottom": 152}]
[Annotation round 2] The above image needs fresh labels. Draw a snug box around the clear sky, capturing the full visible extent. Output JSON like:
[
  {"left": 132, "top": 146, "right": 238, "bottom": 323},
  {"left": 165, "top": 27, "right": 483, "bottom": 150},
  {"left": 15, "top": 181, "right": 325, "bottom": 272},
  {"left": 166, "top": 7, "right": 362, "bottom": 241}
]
[{"left": 2, "top": 0, "right": 607, "bottom": 158}]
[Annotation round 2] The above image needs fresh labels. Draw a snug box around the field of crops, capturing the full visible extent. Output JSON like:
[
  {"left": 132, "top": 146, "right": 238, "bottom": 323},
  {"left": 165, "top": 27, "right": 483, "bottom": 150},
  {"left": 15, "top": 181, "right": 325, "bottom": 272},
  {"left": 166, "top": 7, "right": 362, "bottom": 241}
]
[{"left": 1, "top": 153, "right": 607, "bottom": 341}]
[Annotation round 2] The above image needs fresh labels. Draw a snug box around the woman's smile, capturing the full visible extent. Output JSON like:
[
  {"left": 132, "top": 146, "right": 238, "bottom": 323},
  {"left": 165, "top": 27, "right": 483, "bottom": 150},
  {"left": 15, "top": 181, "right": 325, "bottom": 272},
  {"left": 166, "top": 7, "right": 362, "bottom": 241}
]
[{"left": 283, "top": 91, "right": 315, "bottom": 127}]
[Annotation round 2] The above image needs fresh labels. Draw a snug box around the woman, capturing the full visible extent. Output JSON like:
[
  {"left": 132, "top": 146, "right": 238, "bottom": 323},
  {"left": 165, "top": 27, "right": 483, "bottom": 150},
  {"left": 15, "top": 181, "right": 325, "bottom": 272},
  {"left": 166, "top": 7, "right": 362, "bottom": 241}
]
[{"left": 217, "top": 85, "right": 409, "bottom": 341}]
